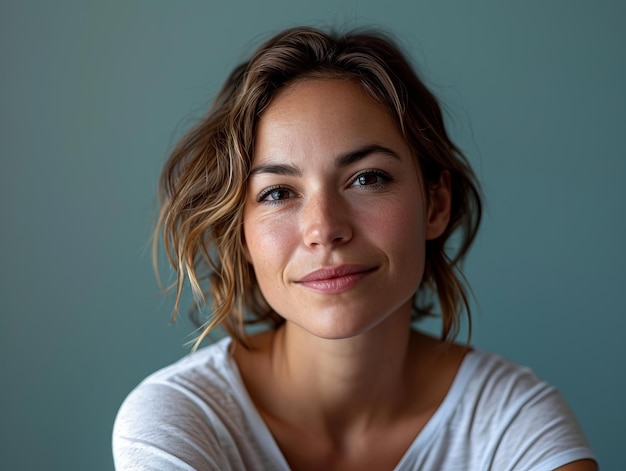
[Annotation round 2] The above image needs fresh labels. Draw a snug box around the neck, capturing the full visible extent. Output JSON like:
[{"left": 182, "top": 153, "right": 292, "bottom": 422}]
[{"left": 267, "top": 305, "right": 416, "bottom": 434}]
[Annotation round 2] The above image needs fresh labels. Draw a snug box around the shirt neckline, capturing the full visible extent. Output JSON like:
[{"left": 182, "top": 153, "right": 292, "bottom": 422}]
[{"left": 216, "top": 337, "right": 484, "bottom": 470}]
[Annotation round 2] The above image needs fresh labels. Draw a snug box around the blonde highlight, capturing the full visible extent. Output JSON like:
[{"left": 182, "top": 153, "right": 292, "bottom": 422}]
[{"left": 154, "top": 26, "right": 482, "bottom": 349}]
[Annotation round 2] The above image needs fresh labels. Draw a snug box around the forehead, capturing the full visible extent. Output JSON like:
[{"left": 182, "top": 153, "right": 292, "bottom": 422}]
[
  {"left": 254, "top": 78, "right": 408, "bottom": 161},
  {"left": 261, "top": 77, "right": 392, "bottom": 124}
]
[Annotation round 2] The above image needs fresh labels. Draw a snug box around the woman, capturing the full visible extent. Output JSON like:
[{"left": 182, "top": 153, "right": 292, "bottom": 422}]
[{"left": 113, "top": 27, "right": 596, "bottom": 470}]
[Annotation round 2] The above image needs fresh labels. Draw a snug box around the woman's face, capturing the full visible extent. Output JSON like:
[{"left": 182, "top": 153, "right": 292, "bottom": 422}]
[{"left": 243, "top": 78, "right": 448, "bottom": 339}]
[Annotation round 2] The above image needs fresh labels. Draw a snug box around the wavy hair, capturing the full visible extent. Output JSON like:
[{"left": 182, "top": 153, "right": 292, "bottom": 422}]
[{"left": 155, "top": 26, "right": 482, "bottom": 349}]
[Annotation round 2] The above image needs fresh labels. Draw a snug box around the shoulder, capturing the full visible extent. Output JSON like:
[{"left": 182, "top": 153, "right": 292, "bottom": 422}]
[
  {"left": 114, "top": 337, "right": 238, "bottom": 421},
  {"left": 455, "top": 350, "right": 596, "bottom": 470},
  {"left": 461, "top": 349, "right": 551, "bottom": 413},
  {"left": 112, "top": 338, "right": 251, "bottom": 470},
  {"left": 460, "top": 350, "right": 573, "bottom": 427}
]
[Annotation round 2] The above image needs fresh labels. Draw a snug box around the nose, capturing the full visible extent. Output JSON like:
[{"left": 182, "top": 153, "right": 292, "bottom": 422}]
[{"left": 301, "top": 191, "right": 353, "bottom": 248}]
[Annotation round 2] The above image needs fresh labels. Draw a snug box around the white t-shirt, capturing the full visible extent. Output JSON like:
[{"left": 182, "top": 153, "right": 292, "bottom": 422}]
[{"left": 112, "top": 337, "right": 595, "bottom": 470}]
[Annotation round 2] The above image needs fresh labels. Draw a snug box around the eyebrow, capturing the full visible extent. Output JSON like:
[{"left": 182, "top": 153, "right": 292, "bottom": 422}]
[
  {"left": 248, "top": 163, "right": 301, "bottom": 177},
  {"left": 335, "top": 144, "right": 401, "bottom": 168},
  {"left": 248, "top": 144, "right": 401, "bottom": 177}
]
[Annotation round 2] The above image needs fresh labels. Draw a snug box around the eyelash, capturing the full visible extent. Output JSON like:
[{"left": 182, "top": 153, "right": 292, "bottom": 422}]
[
  {"left": 349, "top": 169, "right": 393, "bottom": 189},
  {"left": 256, "top": 185, "right": 296, "bottom": 205},
  {"left": 256, "top": 169, "right": 392, "bottom": 205}
]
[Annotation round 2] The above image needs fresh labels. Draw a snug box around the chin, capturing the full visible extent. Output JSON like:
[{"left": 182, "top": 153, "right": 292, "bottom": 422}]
[{"left": 291, "top": 309, "right": 400, "bottom": 341}]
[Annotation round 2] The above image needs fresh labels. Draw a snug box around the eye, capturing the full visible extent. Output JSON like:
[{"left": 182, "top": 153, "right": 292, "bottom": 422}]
[
  {"left": 350, "top": 169, "right": 392, "bottom": 189},
  {"left": 257, "top": 186, "right": 296, "bottom": 204}
]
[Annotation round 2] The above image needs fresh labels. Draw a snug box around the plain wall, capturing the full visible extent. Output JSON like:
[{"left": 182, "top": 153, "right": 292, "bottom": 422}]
[{"left": 1, "top": 1, "right": 624, "bottom": 469}]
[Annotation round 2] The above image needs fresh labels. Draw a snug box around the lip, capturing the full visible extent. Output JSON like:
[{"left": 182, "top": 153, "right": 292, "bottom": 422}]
[{"left": 295, "top": 264, "right": 377, "bottom": 293}]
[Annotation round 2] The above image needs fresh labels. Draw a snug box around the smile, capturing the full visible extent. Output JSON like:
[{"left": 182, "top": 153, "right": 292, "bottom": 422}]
[{"left": 295, "top": 265, "right": 377, "bottom": 293}]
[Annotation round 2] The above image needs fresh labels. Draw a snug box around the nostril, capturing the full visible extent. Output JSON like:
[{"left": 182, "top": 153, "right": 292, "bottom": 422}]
[{"left": 301, "top": 195, "right": 353, "bottom": 247}]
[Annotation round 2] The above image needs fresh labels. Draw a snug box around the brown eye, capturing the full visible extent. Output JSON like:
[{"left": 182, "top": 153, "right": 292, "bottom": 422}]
[
  {"left": 350, "top": 170, "right": 392, "bottom": 189},
  {"left": 357, "top": 174, "right": 378, "bottom": 186}
]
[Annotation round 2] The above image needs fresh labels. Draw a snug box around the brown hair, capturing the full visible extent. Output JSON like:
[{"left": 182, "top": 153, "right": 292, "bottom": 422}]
[{"left": 155, "top": 26, "right": 482, "bottom": 349}]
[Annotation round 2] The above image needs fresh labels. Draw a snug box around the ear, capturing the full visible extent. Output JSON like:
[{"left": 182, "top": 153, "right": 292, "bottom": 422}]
[{"left": 425, "top": 170, "right": 452, "bottom": 240}]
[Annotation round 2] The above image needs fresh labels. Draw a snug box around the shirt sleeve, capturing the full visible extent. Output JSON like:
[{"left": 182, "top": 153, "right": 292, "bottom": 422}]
[
  {"left": 112, "top": 381, "right": 234, "bottom": 471},
  {"left": 485, "top": 375, "right": 596, "bottom": 471}
]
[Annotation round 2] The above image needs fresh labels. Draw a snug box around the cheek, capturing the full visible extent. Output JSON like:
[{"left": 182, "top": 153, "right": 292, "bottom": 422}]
[
  {"left": 368, "top": 197, "right": 427, "bottom": 278},
  {"left": 366, "top": 195, "right": 426, "bottom": 244},
  {"left": 242, "top": 215, "right": 298, "bottom": 315},
  {"left": 243, "top": 215, "right": 296, "bottom": 271}
]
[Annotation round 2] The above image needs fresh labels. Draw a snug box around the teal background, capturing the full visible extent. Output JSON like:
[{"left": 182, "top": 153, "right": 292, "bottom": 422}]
[{"left": 1, "top": 1, "right": 623, "bottom": 469}]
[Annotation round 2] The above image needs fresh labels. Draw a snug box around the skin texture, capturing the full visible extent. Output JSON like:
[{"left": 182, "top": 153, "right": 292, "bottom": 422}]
[
  {"left": 555, "top": 462, "right": 597, "bottom": 471},
  {"left": 243, "top": 78, "right": 446, "bottom": 340},
  {"left": 236, "top": 79, "right": 596, "bottom": 470},
  {"left": 239, "top": 78, "right": 459, "bottom": 469}
]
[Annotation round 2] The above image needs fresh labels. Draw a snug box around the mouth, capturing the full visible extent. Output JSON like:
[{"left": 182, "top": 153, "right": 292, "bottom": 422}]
[{"left": 295, "top": 264, "right": 377, "bottom": 293}]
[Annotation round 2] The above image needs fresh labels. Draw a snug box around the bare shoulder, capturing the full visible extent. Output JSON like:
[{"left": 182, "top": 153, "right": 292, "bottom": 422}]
[{"left": 555, "top": 459, "right": 598, "bottom": 470}]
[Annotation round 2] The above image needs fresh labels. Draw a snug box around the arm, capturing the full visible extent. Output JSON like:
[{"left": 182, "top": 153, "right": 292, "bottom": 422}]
[{"left": 555, "top": 460, "right": 598, "bottom": 471}]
